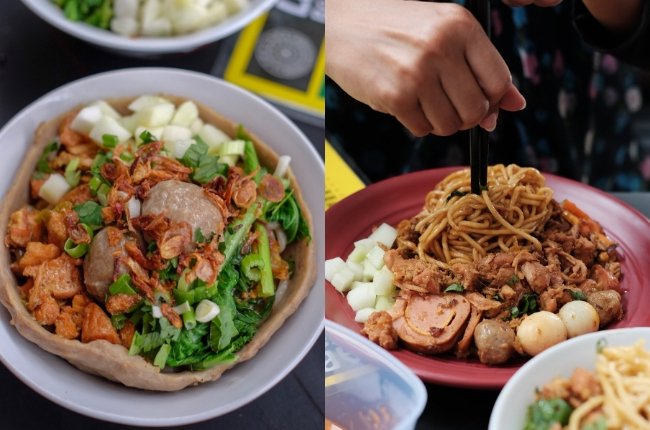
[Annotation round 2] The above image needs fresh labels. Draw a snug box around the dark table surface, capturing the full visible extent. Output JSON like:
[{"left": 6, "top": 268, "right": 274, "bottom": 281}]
[{"left": 0, "top": 2, "right": 324, "bottom": 430}]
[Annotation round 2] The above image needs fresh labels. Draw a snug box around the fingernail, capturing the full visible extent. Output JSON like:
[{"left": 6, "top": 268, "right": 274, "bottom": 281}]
[{"left": 482, "top": 112, "right": 498, "bottom": 132}]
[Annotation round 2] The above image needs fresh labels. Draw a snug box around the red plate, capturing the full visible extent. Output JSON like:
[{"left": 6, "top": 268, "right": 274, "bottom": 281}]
[{"left": 325, "top": 167, "right": 650, "bottom": 389}]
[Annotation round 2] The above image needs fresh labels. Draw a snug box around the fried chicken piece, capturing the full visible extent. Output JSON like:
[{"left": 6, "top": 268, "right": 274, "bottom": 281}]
[
  {"left": 362, "top": 311, "right": 398, "bottom": 350},
  {"left": 5, "top": 206, "right": 42, "bottom": 248},
  {"left": 81, "top": 303, "right": 120, "bottom": 345},
  {"left": 13, "top": 242, "right": 61, "bottom": 275}
]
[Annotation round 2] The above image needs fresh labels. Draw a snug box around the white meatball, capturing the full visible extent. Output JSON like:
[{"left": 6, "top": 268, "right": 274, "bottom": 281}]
[
  {"left": 517, "top": 311, "right": 567, "bottom": 356},
  {"left": 558, "top": 301, "right": 600, "bottom": 338}
]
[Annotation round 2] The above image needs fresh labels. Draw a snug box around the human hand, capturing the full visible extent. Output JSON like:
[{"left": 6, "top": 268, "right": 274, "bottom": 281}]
[{"left": 326, "top": 0, "right": 526, "bottom": 137}]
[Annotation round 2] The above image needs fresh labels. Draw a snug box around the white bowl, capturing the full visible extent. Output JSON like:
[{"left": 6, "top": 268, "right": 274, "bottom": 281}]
[
  {"left": 489, "top": 327, "right": 650, "bottom": 430},
  {"left": 20, "top": 0, "right": 278, "bottom": 55},
  {"left": 0, "top": 68, "right": 324, "bottom": 426}
]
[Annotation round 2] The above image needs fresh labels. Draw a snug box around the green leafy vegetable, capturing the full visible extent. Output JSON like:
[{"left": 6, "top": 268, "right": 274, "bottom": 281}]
[
  {"left": 74, "top": 201, "right": 103, "bottom": 229},
  {"left": 209, "top": 285, "right": 238, "bottom": 352},
  {"left": 153, "top": 343, "right": 171, "bottom": 369},
  {"left": 192, "top": 154, "right": 227, "bottom": 184},
  {"left": 596, "top": 338, "right": 608, "bottom": 353},
  {"left": 129, "top": 318, "right": 181, "bottom": 356},
  {"left": 446, "top": 189, "right": 468, "bottom": 202},
  {"left": 444, "top": 283, "right": 464, "bottom": 293},
  {"left": 139, "top": 130, "right": 157, "bottom": 145},
  {"left": 111, "top": 314, "right": 127, "bottom": 330},
  {"left": 524, "top": 398, "right": 573, "bottom": 430},
  {"left": 243, "top": 140, "right": 260, "bottom": 177},
  {"left": 36, "top": 141, "right": 59, "bottom": 174},
  {"left": 506, "top": 275, "right": 520, "bottom": 286},
  {"left": 55, "top": 0, "right": 112, "bottom": 29},
  {"left": 158, "top": 258, "right": 179, "bottom": 283},
  {"left": 165, "top": 323, "right": 211, "bottom": 367},
  {"left": 510, "top": 293, "right": 538, "bottom": 319},
  {"left": 223, "top": 203, "right": 259, "bottom": 267},
  {"left": 569, "top": 290, "right": 587, "bottom": 301},
  {"left": 181, "top": 139, "right": 208, "bottom": 168},
  {"left": 265, "top": 191, "right": 311, "bottom": 243}
]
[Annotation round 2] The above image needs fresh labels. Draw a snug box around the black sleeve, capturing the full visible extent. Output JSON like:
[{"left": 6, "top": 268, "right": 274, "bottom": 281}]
[{"left": 573, "top": 0, "right": 650, "bottom": 69}]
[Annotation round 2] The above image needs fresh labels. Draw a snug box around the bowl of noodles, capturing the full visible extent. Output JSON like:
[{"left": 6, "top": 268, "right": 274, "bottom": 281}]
[
  {"left": 325, "top": 166, "right": 650, "bottom": 388},
  {"left": 489, "top": 327, "right": 650, "bottom": 429}
]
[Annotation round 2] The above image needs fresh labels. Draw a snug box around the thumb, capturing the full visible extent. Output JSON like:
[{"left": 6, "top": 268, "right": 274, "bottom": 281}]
[{"left": 498, "top": 83, "right": 526, "bottom": 112}]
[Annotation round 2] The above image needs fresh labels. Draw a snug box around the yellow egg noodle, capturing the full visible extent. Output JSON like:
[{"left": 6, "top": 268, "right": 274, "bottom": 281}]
[
  {"left": 568, "top": 341, "right": 650, "bottom": 430},
  {"left": 397, "top": 164, "right": 553, "bottom": 269}
]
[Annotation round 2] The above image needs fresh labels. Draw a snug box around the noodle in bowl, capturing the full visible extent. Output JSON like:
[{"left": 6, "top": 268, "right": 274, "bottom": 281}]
[
  {"left": 400, "top": 164, "right": 554, "bottom": 268},
  {"left": 489, "top": 328, "right": 650, "bottom": 430}
]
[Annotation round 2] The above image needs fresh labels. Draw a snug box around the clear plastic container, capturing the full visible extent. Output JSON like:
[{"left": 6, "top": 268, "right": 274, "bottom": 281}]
[{"left": 325, "top": 320, "right": 427, "bottom": 430}]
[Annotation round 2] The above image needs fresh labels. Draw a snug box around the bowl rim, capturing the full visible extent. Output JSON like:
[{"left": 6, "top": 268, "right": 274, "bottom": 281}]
[
  {"left": 0, "top": 67, "right": 324, "bottom": 426},
  {"left": 488, "top": 327, "right": 650, "bottom": 430},
  {"left": 19, "top": 0, "right": 279, "bottom": 53}
]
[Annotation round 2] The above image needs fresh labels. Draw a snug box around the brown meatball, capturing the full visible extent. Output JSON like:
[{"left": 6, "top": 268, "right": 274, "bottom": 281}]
[
  {"left": 141, "top": 180, "right": 224, "bottom": 239},
  {"left": 587, "top": 290, "right": 623, "bottom": 327},
  {"left": 83, "top": 227, "right": 130, "bottom": 302},
  {"left": 474, "top": 319, "right": 516, "bottom": 365}
]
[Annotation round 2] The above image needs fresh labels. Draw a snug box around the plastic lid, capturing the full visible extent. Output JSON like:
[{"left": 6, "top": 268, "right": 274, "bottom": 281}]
[{"left": 325, "top": 320, "right": 427, "bottom": 430}]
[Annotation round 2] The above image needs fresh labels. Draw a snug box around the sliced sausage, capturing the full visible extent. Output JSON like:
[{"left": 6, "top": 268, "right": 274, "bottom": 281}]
[
  {"left": 391, "top": 293, "right": 470, "bottom": 354},
  {"left": 141, "top": 180, "right": 224, "bottom": 238}
]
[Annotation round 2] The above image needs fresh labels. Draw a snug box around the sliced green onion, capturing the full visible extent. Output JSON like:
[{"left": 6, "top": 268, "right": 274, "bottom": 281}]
[
  {"left": 88, "top": 175, "right": 102, "bottom": 193},
  {"left": 64, "top": 157, "right": 81, "bottom": 187},
  {"left": 182, "top": 308, "right": 197, "bottom": 330},
  {"left": 120, "top": 152, "right": 135, "bottom": 162},
  {"left": 154, "top": 290, "right": 172, "bottom": 305},
  {"left": 255, "top": 223, "right": 275, "bottom": 298},
  {"left": 102, "top": 134, "right": 118, "bottom": 149},
  {"left": 273, "top": 155, "right": 292, "bottom": 178},
  {"left": 176, "top": 269, "right": 192, "bottom": 292},
  {"left": 64, "top": 238, "right": 89, "bottom": 258},
  {"left": 108, "top": 274, "right": 138, "bottom": 296},
  {"left": 241, "top": 253, "right": 264, "bottom": 282},
  {"left": 219, "top": 140, "right": 246, "bottom": 156},
  {"left": 195, "top": 300, "right": 220, "bottom": 323},
  {"left": 153, "top": 343, "right": 171, "bottom": 369},
  {"left": 97, "top": 183, "right": 111, "bottom": 206},
  {"left": 173, "top": 301, "right": 191, "bottom": 315},
  {"left": 174, "top": 284, "right": 218, "bottom": 305},
  {"left": 151, "top": 305, "right": 163, "bottom": 318}
]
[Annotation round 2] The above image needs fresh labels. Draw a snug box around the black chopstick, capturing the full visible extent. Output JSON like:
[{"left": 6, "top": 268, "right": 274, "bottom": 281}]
[{"left": 467, "top": 0, "right": 491, "bottom": 194}]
